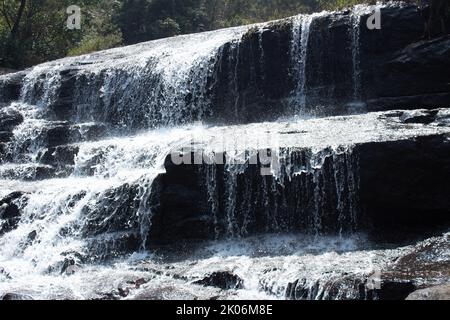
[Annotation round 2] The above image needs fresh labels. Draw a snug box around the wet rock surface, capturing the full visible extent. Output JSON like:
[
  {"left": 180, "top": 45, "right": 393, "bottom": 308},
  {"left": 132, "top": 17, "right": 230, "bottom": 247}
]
[
  {"left": 0, "top": 72, "right": 25, "bottom": 103},
  {"left": 284, "top": 233, "right": 449, "bottom": 300},
  {"left": 0, "top": 3, "right": 448, "bottom": 301},
  {"left": 1, "top": 4, "right": 447, "bottom": 126},
  {"left": 194, "top": 271, "right": 244, "bottom": 290},
  {"left": 0, "top": 108, "right": 23, "bottom": 132},
  {"left": 1, "top": 293, "right": 34, "bottom": 300},
  {"left": 0, "top": 192, "right": 26, "bottom": 236},
  {"left": 406, "top": 284, "right": 450, "bottom": 300},
  {"left": 148, "top": 109, "right": 450, "bottom": 245}
]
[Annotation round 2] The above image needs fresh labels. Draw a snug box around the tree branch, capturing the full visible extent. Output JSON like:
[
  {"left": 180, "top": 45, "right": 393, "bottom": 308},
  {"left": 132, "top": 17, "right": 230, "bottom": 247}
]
[
  {"left": 1, "top": 0, "right": 12, "bottom": 30},
  {"left": 10, "top": 0, "right": 26, "bottom": 38}
]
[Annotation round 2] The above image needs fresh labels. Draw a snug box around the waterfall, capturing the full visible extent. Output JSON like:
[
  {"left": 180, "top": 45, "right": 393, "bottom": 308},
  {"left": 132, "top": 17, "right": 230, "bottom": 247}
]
[
  {"left": 349, "top": 3, "right": 382, "bottom": 101},
  {"left": 16, "top": 26, "right": 251, "bottom": 130},
  {"left": 1, "top": 3, "right": 445, "bottom": 300},
  {"left": 0, "top": 122, "right": 199, "bottom": 273},
  {"left": 202, "top": 145, "right": 360, "bottom": 238},
  {"left": 258, "top": 26, "right": 266, "bottom": 82},
  {"left": 350, "top": 8, "right": 363, "bottom": 101},
  {"left": 290, "top": 15, "right": 313, "bottom": 113}
]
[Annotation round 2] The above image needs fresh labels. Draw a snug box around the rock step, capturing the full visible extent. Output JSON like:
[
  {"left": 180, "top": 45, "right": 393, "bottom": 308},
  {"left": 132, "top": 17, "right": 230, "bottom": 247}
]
[{"left": 1, "top": 5, "right": 448, "bottom": 128}]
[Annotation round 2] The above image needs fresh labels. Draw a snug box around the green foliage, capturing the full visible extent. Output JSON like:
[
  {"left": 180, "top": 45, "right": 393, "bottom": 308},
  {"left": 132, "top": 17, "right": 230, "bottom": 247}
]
[
  {"left": 68, "top": 0, "right": 123, "bottom": 56},
  {"left": 0, "top": 0, "right": 122, "bottom": 68},
  {"left": 317, "top": 0, "right": 366, "bottom": 11},
  {"left": 67, "top": 32, "right": 122, "bottom": 56},
  {"left": 0, "top": 0, "right": 77, "bottom": 68}
]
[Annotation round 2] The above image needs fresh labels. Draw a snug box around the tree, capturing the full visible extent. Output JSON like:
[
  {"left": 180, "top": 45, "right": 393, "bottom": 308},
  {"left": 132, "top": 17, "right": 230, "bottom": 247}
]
[
  {"left": 0, "top": 0, "right": 123, "bottom": 68},
  {"left": 8, "top": 0, "right": 26, "bottom": 38}
]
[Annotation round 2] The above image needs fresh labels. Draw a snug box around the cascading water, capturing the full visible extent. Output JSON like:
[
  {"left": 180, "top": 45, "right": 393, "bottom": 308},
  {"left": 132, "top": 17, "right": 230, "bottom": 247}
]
[
  {"left": 18, "top": 26, "right": 252, "bottom": 130},
  {"left": 350, "top": 9, "right": 362, "bottom": 101},
  {"left": 290, "top": 14, "right": 314, "bottom": 113},
  {"left": 349, "top": 3, "right": 383, "bottom": 102},
  {"left": 0, "top": 3, "right": 448, "bottom": 300}
]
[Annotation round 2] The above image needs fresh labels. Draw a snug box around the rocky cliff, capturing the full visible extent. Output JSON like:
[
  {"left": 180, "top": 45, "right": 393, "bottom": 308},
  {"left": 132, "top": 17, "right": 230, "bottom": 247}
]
[
  {"left": 1, "top": 3, "right": 449, "bottom": 127},
  {"left": 0, "top": 2, "right": 449, "bottom": 300}
]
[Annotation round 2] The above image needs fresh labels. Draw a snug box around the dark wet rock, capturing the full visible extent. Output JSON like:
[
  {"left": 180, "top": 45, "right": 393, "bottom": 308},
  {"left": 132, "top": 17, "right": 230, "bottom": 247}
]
[
  {"left": 194, "top": 271, "right": 244, "bottom": 290},
  {"left": 44, "top": 124, "right": 82, "bottom": 148},
  {"left": 210, "top": 22, "right": 293, "bottom": 124},
  {"left": 81, "top": 183, "right": 144, "bottom": 236},
  {"left": 406, "top": 284, "right": 450, "bottom": 300},
  {"left": 0, "top": 164, "right": 58, "bottom": 181},
  {"left": 134, "top": 278, "right": 150, "bottom": 289},
  {"left": 1, "top": 293, "right": 34, "bottom": 300},
  {"left": 146, "top": 109, "right": 450, "bottom": 245},
  {"left": 31, "top": 165, "right": 58, "bottom": 180},
  {"left": 0, "top": 108, "right": 23, "bottom": 131},
  {"left": 27, "top": 230, "right": 38, "bottom": 242},
  {"left": 0, "top": 131, "right": 13, "bottom": 143},
  {"left": 209, "top": 4, "right": 442, "bottom": 122},
  {"left": 118, "top": 286, "right": 130, "bottom": 298},
  {"left": 285, "top": 275, "right": 417, "bottom": 301},
  {"left": 384, "top": 233, "right": 450, "bottom": 286},
  {"left": 44, "top": 251, "right": 85, "bottom": 276},
  {"left": 357, "top": 135, "right": 450, "bottom": 242},
  {"left": 48, "top": 68, "right": 81, "bottom": 121},
  {"left": 60, "top": 258, "right": 77, "bottom": 275},
  {"left": 39, "top": 145, "right": 80, "bottom": 167},
  {"left": 374, "top": 36, "right": 450, "bottom": 109},
  {"left": 285, "top": 276, "right": 416, "bottom": 301},
  {"left": 148, "top": 161, "right": 215, "bottom": 244},
  {"left": 0, "top": 68, "right": 17, "bottom": 76},
  {"left": 74, "top": 183, "right": 151, "bottom": 260},
  {"left": 368, "top": 233, "right": 450, "bottom": 300},
  {"left": 0, "top": 143, "right": 6, "bottom": 161},
  {"left": 399, "top": 109, "right": 439, "bottom": 124},
  {"left": 0, "top": 266, "right": 12, "bottom": 280},
  {"left": 0, "top": 71, "right": 26, "bottom": 103},
  {"left": 95, "top": 292, "right": 121, "bottom": 301},
  {"left": 0, "top": 192, "right": 26, "bottom": 235},
  {"left": 38, "top": 123, "right": 107, "bottom": 149},
  {"left": 6, "top": 4, "right": 447, "bottom": 127},
  {"left": 285, "top": 233, "right": 449, "bottom": 300},
  {"left": 367, "top": 281, "right": 416, "bottom": 300},
  {"left": 367, "top": 93, "right": 450, "bottom": 112}
]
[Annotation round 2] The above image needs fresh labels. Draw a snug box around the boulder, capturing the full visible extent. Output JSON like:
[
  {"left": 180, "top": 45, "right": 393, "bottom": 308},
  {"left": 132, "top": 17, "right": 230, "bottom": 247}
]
[
  {"left": 285, "top": 233, "right": 449, "bottom": 300},
  {"left": 399, "top": 109, "right": 439, "bottom": 124},
  {"left": 44, "top": 123, "right": 82, "bottom": 148},
  {"left": 193, "top": 271, "right": 244, "bottom": 290},
  {"left": 39, "top": 145, "right": 80, "bottom": 167},
  {"left": 373, "top": 36, "right": 450, "bottom": 110},
  {"left": 0, "top": 266, "right": 12, "bottom": 280},
  {"left": 38, "top": 122, "right": 107, "bottom": 148},
  {"left": 0, "top": 191, "right": 25, "bottom": 235},
  {"left": 0, "top": 71, "right": 26, "bottom": 103},
  {"left": 1, "top": 293, "right": 34, "bottom": 300},
  {"left": 406, "top": 284, "right": 450, "bottom": 300},
  {"left": 0, "top": 131, "right": 13, "bottom": 143},
  {"left": 0, "top": 108, "right": 23, "bottom": 131}
]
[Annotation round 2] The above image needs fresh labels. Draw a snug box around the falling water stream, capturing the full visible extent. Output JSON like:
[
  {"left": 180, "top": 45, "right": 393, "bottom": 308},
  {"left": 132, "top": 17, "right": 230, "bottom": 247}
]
[{"left": 0, "top": 3, "right": 447, "bottom": 300}]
